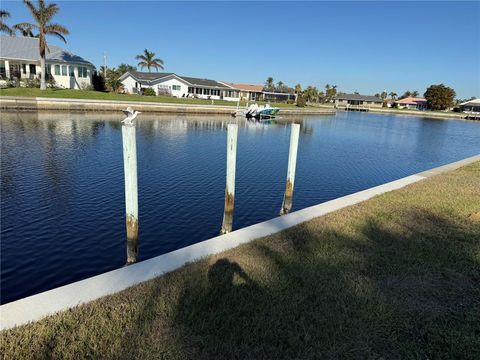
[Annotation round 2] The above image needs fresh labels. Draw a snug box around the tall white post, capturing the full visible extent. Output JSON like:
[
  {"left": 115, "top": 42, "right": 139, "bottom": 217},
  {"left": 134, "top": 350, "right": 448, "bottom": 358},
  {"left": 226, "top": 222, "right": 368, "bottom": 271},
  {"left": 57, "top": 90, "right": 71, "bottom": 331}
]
[
  {"left": 221, "top": 124, "right": 238, "bottom": 234},
  {"left": 280, "top": 123, "right": 300, "bottom": 215},
  {"left": 122, "top": 123, "right": 139, "bottom": 264}
]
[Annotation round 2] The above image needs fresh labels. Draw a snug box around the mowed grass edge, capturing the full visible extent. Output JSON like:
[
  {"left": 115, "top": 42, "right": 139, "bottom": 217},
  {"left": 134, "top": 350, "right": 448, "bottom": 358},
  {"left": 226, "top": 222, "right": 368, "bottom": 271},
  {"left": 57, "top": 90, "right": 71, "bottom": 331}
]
[
  {"left": 1, "top": 162, "right": 479, "bottom": 359},
  {"left": 0, "top": 88, "right": 300, "bottom": 108}
]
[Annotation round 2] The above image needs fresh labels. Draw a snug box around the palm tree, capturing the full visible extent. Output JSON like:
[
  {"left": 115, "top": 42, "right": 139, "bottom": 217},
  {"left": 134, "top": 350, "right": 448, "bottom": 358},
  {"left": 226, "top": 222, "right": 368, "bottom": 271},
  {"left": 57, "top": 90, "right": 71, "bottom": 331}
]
[
  {"left": 411, "top": 90, "right": 419, "bottom": 97},
  {"left": 135, "top": 49, "right": 164, "bottom": 72},
  {"left": 265, "top": 77, "right": 274, "bottom": 91},
  {"left": 389, "top": 92, "right": 397, "bottom": 100},
  {"left": 276, "top": 81, "right": 284, "bottom": 92},
  {"left": 294, "top": 84, "right": 302, "bottom": 94},
  {"left": 117, "top": 63, "right": 136, "bottom": 75},
  {"left": 13, "top": 23, "right": 37, "bottom": 37},
  {"left": 18, "top": 0, "right": 69, "bottom": 90},
  {"left": 0, "top": 10, "right": 14, "bottom": 35}
]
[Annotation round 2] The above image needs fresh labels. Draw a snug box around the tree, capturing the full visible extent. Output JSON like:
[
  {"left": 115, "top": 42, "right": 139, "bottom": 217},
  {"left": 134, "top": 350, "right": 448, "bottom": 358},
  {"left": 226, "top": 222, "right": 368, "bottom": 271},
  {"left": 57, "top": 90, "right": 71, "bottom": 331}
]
[
  {"left": 324, "top": 84, "right": 337, "bottom": 103},
  {"left": 13, "top": 23, "right": 37, "bottom": 37},
  {"left": 389, "top": 92, "right": 397, "bottom": 100},
  {"left": 424, "top": 84, "right": 456, "bottom": 110},
  {"left": 265, "top": 77, "right": 274, "bottom": 91},
  {"left": 294, "top": 84, "right": 302, "bottom": 94},
  {"left": 91, "top": 71, "right": 106, "bottom": 91},
  {"left": 135, "top": 49, "right": 164, "bottom": 72},
  {"left": 117, "top": 63, "right": 136, "bottom": 75},
  {"left": 380, "top": 91, "right": 388, "bottom": 100},
  {"left": 18, "top": 0, "right": 69, "bottom": 90},
  {"left": 303, "top": 86, "right": 319, "bottom": 103},
  {"left": 411, "top": 90, "right": 419, "bottom": 97},
  {"left": 0, "top": 10, "right": 14, "bottom": 35}
]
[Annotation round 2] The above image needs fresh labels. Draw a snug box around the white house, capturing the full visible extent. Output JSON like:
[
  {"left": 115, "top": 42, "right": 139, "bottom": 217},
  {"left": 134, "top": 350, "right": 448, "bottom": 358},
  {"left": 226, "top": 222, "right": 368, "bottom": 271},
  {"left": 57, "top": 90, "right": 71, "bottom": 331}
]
[
  {"left": 120, "top": 71, "right": 240, "bottom": 101},
  {"left": 0, "top": 36, "right": 95, "bottom": 89},
  {"left": 459, "top": 99, "right": 480, "bottom": 113}
]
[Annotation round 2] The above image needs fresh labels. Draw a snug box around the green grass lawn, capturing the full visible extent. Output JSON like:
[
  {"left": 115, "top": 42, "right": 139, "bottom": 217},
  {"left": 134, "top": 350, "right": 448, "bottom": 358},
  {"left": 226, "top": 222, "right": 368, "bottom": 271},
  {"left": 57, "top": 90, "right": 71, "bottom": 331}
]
[
  {"left": 1, "top": 163, "right": 479, "bottom": 359},
  {"left": 0, "top": 87, "right": 299, "bottom": 108}
]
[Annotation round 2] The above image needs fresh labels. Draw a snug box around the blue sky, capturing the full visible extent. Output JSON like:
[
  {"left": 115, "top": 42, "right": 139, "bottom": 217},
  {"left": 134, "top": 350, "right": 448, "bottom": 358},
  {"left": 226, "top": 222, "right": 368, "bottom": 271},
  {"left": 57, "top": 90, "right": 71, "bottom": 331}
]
[{"left": 3, "top": 1, "right": 479, "bottom": 98}]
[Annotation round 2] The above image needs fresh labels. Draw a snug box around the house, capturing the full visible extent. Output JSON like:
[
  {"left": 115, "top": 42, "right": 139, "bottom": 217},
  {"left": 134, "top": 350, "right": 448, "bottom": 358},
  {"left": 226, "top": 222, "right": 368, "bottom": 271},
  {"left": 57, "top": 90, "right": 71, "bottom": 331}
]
[
  {"left": 120, "top": 71, "right": 239, "bottom": 101},
  {"left": 0, "top": 36, "right": 95, "bottom": 89},
  {"left": 334, "top": 94, "right": 383, "bottom": 109},
  {"left": 394, "top": 97, "right": 428, "bottom": 110},
  {"left": 262, "top": 91, "right": 297, "bottom": 103},
  {"left": 459, "top": 99, "right": 480, "bottom": 113},
  {"left": 220, "top": 82, "right": 264, "bottom": 101}
]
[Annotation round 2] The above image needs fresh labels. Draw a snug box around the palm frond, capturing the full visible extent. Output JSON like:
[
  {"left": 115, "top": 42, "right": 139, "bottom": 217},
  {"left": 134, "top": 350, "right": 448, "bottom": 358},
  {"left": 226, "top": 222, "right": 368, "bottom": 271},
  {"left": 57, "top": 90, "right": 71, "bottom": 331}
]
[
  {"left": 23, "top": 0, "right": 40, "bottom": 22},
  {"left": 48, "top": 31, "right": 66, "bottom": 43},
  {"left": 0, "top": 23, "right": 14, "bottom": 35},
  {"left": 45, "top": 23, "right": 69, "bottom": 35},
  {"left": 44, "top": 3, "right": 60, "bottom": 21},
  {"left": 13, "top": 23, "right": 37, "bottom": 37},
  {"left": 0, "top": 10, "right": 11, "bottom": 18}
]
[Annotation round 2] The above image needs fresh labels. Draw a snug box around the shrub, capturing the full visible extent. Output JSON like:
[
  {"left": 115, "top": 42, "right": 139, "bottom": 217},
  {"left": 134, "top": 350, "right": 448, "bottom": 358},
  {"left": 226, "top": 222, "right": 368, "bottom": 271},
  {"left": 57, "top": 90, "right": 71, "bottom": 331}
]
[
  {"left": 92, "top": 71, "right": 106, "bottom": 92},
  {"left": 24, "top": 77, "right": 40, "bottom": 88},
  {"left": 296, "top": 95, "right": 306, "bottom": 107},
  {"left": 143, "top": 88, "right": 156, "bottom": 96},
  {"left": 80, "top": 83, "right": 93, "bottom": 91},
  {"left": 46, "top": 74, "right": 57, "bottom": 88}
]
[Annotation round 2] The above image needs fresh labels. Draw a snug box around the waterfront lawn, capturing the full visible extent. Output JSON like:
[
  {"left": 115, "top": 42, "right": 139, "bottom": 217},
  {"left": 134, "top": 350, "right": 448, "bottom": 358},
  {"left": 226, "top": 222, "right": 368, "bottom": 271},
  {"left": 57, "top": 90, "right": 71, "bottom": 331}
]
[
  {"left": 1, "top": 162, "right": 479, "bottom": 359},
  {"left": 0, "top": 87, "right": 297, "bottom": 108}
]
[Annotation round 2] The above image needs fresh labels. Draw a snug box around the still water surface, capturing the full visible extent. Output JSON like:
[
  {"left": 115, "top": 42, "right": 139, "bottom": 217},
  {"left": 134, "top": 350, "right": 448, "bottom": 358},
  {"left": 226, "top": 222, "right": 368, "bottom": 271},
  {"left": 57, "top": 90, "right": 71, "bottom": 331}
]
[{"left": 1, "top": 111, "right": 479, "bottom": 303}]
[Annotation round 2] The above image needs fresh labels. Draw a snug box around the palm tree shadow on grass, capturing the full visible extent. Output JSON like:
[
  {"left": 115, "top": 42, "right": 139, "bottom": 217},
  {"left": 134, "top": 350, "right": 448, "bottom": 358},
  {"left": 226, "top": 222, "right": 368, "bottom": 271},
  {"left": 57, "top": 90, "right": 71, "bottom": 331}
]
[{"left": 116, "top": 208, "right": 479, "bottom": 359}]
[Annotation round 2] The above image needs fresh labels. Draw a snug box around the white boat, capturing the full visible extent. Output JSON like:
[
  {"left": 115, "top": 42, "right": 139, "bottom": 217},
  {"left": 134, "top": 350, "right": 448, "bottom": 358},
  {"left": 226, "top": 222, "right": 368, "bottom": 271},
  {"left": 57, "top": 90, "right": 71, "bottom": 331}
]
[{"left": 233, "top": 104, "right": 281, "bottom": 120}]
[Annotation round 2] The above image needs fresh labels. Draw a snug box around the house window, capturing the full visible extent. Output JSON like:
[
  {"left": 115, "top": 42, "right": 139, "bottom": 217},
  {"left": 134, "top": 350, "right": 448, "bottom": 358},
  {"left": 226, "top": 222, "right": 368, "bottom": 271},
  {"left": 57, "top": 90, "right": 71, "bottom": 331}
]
[
  {"left": 61, "top": 65, "right": 67, "bottom": 76},
  {"left": 54, "top": 65, "right": 60, "bottom": 75},
  {"left": 69, "top": 66, "right": 75, "bottom": 77},
  {"left": 29, "top": 64, "right": 36, "bottom": 75},
  {"left": 204, "top": 89, "right": 210, "bottom": 95},
  {"left": 172, "top": 85, "right": 181, "bottom": 91},
  {"left": 78, "top": 67, "right": 88, "bottom": 78},
  {"left": 46, "top": 64, "right": 51, "bottom": 74},
  {"left": 22, "top": 64, "right": 27, "bottom": 74}
]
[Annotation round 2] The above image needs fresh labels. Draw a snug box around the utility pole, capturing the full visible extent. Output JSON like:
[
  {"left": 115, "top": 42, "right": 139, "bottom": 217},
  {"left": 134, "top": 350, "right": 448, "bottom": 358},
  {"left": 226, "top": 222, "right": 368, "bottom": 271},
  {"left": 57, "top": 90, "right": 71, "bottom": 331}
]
[{"left": 103, "top": 52, "right": 107, "bottom": 78}]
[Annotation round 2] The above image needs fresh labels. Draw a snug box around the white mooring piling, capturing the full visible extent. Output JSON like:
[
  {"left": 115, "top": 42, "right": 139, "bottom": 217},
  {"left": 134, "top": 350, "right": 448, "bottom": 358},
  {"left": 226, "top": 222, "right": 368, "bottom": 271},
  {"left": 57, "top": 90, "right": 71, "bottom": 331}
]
[
  {"left": 280, "top": 123, "right": 300, "bottom": 215},
  {"left": 122, "top": 123, "right": 139, "bottom": 264},
  {"left": 221, "top": 124, "right": 238, "bottom": 234}
]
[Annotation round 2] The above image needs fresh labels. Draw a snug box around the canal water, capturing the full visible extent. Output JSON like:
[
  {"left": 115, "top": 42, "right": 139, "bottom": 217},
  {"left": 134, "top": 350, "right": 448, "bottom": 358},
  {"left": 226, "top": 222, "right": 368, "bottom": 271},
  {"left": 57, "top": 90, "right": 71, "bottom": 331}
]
[{"left": 1, "top": 111, "right": 479, "bottom": 303}]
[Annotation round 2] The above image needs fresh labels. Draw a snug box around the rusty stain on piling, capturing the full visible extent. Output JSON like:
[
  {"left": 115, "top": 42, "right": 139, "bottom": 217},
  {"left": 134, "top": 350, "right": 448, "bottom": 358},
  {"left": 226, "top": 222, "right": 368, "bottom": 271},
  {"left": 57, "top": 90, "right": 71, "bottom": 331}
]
[
  {"left": 281, "top": 179, "right": 294, "bottom": 215},
  {"left": 126, "top": 214, "right": 138, "bottom": 264},
  {"left": 221, "top": 191, "right": 235, "bottom": 234}
]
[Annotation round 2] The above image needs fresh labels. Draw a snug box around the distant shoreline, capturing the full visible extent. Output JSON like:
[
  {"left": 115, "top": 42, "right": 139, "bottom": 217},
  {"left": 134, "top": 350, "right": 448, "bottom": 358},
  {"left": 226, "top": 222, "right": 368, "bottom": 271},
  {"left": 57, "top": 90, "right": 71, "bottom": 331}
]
[
  {"left": 314, "top": 104, "right": 473, "bottom": 121},
  {"left": 1, "top": 95, "right": 476, "bottom": 121}
]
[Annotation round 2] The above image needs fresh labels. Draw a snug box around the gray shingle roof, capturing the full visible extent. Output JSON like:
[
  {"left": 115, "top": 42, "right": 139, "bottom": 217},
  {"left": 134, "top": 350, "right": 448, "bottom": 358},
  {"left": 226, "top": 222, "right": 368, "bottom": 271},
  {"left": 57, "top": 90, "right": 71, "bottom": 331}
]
[
  {"left": 129, "top": 71, "right": 174, "bottom": 81},
  {"left": 125, "top": 71, "right": 230, "bottom": 89},
  {"left": 334, "top": 94, "right": 383, "bottom": 102},
  {"left": 178, "top": 76, "right": 229, "bottom": 88},
  {"left": 0, "top": 36, "right": 94, "bottom": 67}
]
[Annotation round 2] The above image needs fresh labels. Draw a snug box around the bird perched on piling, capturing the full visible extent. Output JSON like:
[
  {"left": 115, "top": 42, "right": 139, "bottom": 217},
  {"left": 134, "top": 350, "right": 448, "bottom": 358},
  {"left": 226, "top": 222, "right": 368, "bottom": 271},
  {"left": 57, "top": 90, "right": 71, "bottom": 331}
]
[{"left": 122, "top": 107, "right": 141, "bottom": 126}]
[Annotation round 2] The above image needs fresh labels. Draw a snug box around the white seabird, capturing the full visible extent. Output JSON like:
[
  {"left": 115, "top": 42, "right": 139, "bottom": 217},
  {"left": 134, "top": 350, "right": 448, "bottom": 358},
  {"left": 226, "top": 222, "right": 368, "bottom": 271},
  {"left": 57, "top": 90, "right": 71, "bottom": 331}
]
[{"left": 121, "top": 107, "right": 141, "bottom": 126}]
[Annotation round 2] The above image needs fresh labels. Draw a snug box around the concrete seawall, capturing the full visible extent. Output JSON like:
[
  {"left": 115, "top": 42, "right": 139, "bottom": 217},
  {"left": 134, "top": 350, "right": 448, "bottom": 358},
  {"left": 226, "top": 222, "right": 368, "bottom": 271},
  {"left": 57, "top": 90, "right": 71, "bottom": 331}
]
[
  {"left": 313, "top": 104, "right": 471, "bottom": 120},
  {"left": 1, "top": 154, "right": 478, "bottom": 331},
  {"left": 0, "top": 96, "right": 336, "bottom": 116}
]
